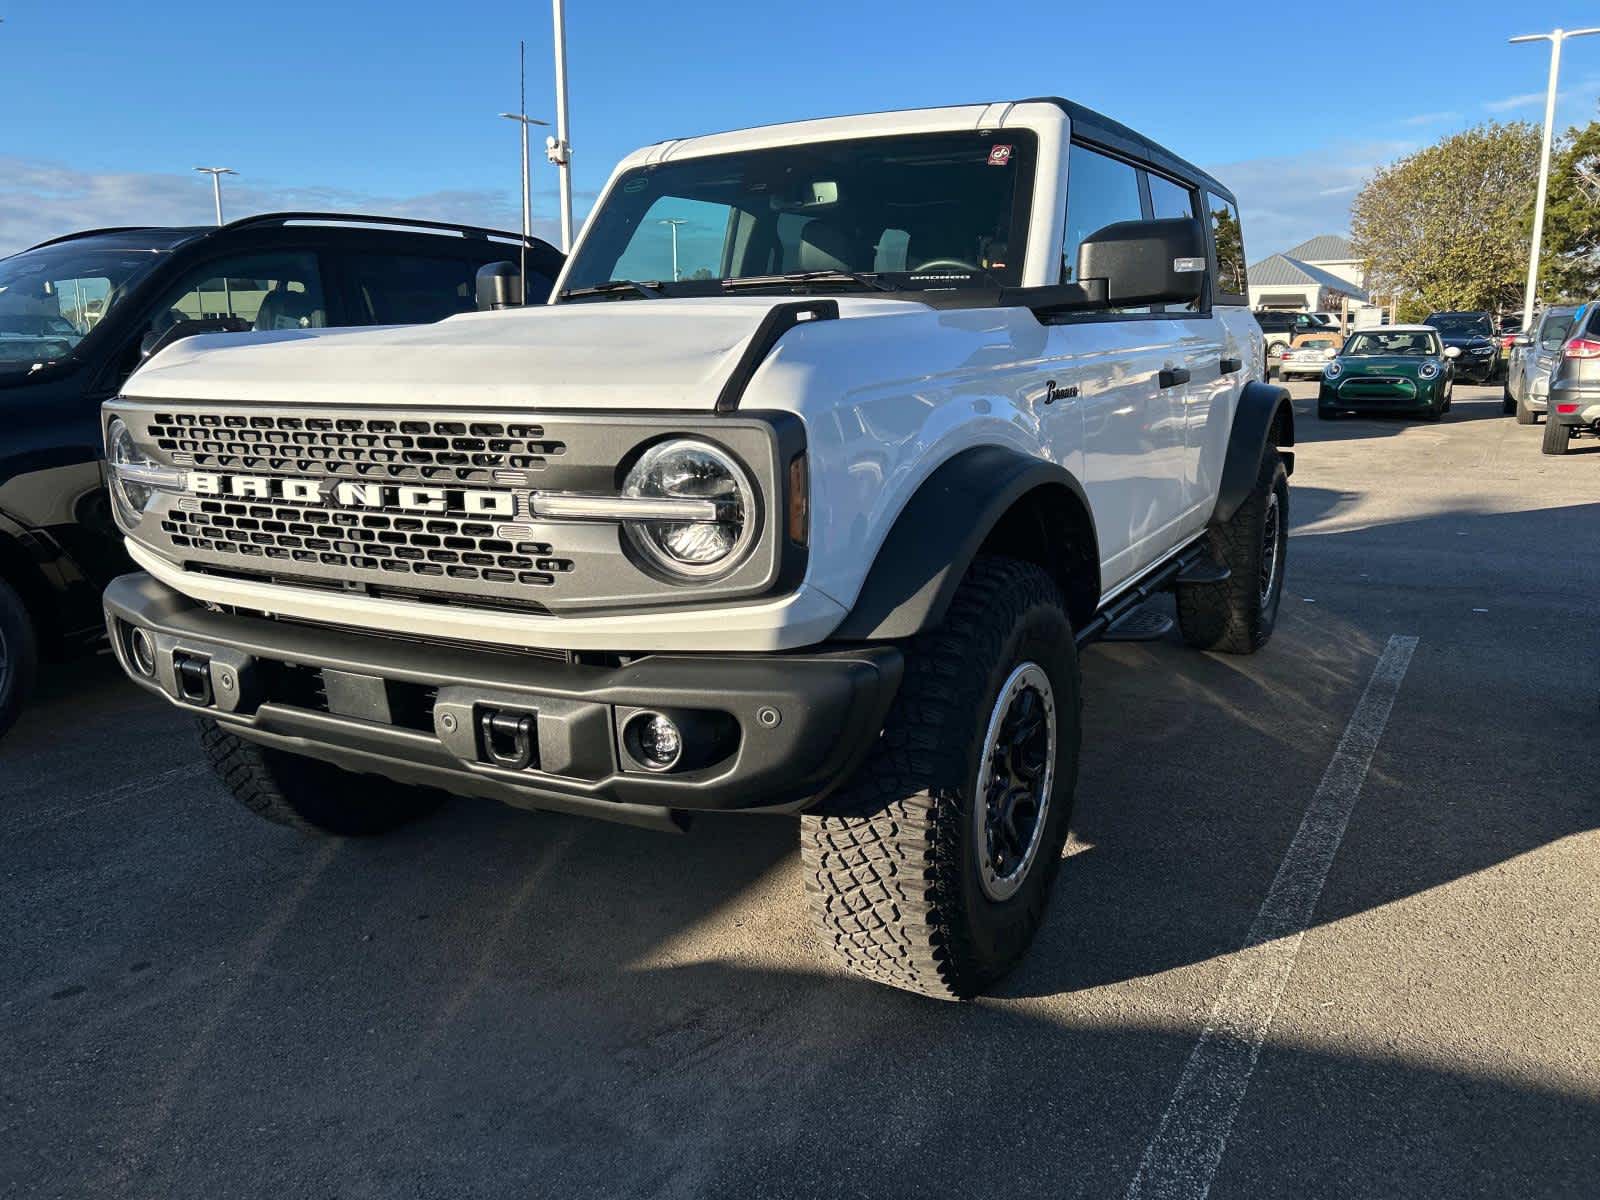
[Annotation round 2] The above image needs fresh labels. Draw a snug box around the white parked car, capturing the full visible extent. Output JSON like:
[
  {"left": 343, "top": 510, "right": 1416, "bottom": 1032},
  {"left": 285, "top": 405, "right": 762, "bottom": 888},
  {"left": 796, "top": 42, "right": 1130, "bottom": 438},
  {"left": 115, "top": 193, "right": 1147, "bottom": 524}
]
[
  {"left": 1276, "top": 332, "right": 1343, "bottom": 379},
  {"left": 101, "top": 98, "right": 1293, "bottom": 1000}
]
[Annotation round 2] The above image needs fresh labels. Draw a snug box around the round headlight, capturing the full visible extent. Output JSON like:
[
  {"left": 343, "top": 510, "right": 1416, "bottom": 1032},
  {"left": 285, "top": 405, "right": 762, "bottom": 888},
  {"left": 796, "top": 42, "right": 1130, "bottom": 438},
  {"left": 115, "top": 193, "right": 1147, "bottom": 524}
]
[
  {"left": 1419, "top": 361, "right": 1440, "bottom": 379},
  {"left": 621, "top": 439, "right": 756, "bottom": 579},
  {"left": 107, "top": 416, "right": 155, "bottom": 526},
  {"left": 1325, "top": 360, "right": 1343, "bottom": 378}
]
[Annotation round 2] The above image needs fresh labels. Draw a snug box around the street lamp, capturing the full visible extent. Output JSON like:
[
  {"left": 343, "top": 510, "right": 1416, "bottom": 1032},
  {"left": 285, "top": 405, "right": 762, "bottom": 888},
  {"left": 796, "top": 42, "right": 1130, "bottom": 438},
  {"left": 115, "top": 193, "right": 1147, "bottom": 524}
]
[
  {"left": 546, "top": 0, "right": 575, "bottom": 252},
  {"left": 499, "top": 39, "right": 550, "bottom": 301},
  {"left": 193, "top": 166, "right": 237, "bottom": 225},
  {"left": 658, "top": 218, "right": 687, "bottom": 280},
  {"left": 1509, "top": 26, "right": 1600, "bottom": 331}
]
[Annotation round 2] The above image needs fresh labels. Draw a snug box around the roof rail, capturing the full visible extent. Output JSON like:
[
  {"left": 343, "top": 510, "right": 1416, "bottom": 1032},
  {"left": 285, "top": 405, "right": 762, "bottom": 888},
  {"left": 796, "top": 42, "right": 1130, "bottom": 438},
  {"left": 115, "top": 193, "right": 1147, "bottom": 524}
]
[
  {"left": 21, "top": 226, "right": 152, "bottom": 253},
  {"left": 218, "top": 211, "right": 546, "bottom": 244}
]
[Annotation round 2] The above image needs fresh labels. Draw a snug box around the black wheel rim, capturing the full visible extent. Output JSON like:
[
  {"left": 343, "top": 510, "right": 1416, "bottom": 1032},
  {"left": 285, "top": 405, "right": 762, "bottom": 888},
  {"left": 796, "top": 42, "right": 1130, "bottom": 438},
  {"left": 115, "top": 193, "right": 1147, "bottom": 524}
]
[
  {"left": 973, "top": 663, "right": 1057, "bottom": 902},
  {"left": 1259, "top": 490, "right": 1282, "bottom": 607}
]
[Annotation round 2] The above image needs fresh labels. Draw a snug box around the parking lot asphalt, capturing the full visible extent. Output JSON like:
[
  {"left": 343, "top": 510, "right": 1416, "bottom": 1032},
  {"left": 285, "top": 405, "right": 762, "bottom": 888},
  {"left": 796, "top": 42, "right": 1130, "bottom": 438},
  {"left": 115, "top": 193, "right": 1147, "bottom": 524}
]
[{"left": 3, "top": 383, "right": 1598, "bottom": 1200}]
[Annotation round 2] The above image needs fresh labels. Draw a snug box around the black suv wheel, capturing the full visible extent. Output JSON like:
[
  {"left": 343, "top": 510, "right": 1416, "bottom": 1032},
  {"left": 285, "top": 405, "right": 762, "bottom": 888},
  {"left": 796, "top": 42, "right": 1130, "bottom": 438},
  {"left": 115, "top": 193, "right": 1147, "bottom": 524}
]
[
  {"left": 802, "top": 557, "right": 1081, "bottom": 1000},
  {"left": 0, "top": 578, "right": 38, "bottom": 741}
]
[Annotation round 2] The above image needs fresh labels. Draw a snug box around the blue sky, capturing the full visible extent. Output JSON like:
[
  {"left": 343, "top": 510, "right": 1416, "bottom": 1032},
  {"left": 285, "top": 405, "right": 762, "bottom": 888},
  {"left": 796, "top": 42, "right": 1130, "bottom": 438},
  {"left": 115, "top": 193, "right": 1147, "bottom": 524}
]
[{"left": 3, "top": 0, "right": 1600, "bottom": 259}]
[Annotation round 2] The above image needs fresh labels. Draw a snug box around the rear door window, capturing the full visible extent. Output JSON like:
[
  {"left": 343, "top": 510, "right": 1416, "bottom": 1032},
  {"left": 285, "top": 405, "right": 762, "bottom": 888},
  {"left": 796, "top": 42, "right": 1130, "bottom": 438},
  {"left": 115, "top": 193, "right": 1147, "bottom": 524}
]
[{"left": 341, "top": 255, "right": 485, "bottom": 324}]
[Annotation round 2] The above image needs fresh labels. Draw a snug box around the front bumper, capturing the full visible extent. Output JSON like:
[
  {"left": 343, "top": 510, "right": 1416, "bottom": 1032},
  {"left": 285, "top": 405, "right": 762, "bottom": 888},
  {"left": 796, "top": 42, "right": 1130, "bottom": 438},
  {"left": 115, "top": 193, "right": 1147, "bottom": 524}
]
[
  {"left": 104, "top": 573, "right": 902, "bottom": 829},
  {"left": 1319, "top": 377, "right": 1440, "bottom": 411}
]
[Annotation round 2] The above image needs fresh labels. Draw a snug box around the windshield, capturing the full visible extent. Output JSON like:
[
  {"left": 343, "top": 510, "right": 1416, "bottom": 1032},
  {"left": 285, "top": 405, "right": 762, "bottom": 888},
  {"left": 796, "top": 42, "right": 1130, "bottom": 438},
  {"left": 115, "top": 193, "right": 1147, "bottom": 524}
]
[
  {"left": 561, "top": 130, "right": 1037, "bottom": 297},
  {"left": 0, "top": 242, "right": 166, "bottom": 367},
  {"left": 1425, "top": 313, "right": 1492, "bottom": 337},
  {"left": 1295, "top": 337, "right": 1338, "bottom": 351},
  {"left": 1344, "top": 331, "right": 1439, "bottom": 356}
]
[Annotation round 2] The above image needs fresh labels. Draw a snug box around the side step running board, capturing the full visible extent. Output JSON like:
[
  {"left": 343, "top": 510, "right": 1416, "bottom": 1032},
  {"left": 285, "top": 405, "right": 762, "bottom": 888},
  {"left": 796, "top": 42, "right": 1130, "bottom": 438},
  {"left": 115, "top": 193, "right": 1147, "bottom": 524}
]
[
  {"left": 1076, "top": 538, "right": 1216, "bottom": 649},
  {"left": 1100, "top": 608, "right": 1174, "bottom": 642}
]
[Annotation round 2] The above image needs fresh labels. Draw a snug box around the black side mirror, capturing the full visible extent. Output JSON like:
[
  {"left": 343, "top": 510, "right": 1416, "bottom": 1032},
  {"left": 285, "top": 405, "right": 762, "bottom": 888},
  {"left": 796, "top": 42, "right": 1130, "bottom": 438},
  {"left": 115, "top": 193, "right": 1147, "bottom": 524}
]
[
  {"left": 1075, "top": 217, "right": 1207, "bottom": 308},
  {"left": 139, "top": 316, "right": 252, "bottom": 361},
  {"left": 476, "top": 261, "right": 523, "bottom": 311}
]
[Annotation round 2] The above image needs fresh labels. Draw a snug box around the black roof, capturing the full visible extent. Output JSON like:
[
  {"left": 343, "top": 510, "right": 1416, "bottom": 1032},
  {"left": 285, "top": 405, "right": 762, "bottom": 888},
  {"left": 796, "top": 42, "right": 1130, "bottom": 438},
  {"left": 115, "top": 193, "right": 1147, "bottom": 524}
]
[
  {"left": 1024, "top": 98, "right": 1236, "bottom": 206},
  {"left": 18, "top": 212, "right": 553, "bottom": 258}
]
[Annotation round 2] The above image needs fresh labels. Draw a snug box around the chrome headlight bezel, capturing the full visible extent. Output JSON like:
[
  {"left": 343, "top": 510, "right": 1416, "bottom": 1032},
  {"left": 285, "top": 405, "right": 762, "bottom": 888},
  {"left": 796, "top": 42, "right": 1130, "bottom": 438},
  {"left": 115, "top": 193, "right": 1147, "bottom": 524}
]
[
  {"left": 620, "top": 438, "right": 760, "bottom": 582},
  {"left": 107, "top": 415, "right": 158, "bottom": 528},
  {"left": 1419, "top": 360, "right": 1440, "bottom": 380},
  {"left": 1325, "top": 360, "right": 1343, "bottom": 379}
]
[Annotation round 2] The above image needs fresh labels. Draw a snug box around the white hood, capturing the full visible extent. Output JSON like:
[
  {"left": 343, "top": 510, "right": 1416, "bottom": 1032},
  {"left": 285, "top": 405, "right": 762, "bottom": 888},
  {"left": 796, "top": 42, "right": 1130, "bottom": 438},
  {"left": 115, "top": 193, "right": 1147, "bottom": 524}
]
[{"left": 121, "top": 296, "right": 917, "bottom": 411}]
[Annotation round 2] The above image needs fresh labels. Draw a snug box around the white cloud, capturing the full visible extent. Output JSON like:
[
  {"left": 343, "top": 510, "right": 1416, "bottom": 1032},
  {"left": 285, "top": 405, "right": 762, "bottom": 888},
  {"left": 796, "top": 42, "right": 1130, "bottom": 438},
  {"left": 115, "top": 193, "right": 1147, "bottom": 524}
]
[
  {"left": 1205, "top": 141, "right": 1412, "bottom": 260},
  {"left": 1483, "top": 75, "right": 1600, "bottom": 114},
  {"left": 1400, "top": 110, "right": 1462, "bottom": 127},
  {"left": 0, "top": 157, "right": 590, "bottom": 258}
]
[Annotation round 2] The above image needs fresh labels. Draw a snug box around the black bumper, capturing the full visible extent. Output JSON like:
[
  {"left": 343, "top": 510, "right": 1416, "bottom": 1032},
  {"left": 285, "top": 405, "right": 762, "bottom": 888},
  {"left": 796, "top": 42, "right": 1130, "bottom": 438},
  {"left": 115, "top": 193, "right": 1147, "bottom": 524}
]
[{"left": 104, "top": 573, "right": 902, "bottom": 830}]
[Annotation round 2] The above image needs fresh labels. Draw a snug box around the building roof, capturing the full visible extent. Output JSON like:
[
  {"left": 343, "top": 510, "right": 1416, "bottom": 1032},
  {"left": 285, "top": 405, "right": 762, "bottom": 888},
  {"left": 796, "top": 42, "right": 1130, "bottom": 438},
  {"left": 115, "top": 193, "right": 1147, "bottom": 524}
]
[
  {"left": 1248, "top": 253, "right": 1369, "bottom": 301},
  {"left": 1282, "top": 234, "right": 1356, "bottom": 262}
]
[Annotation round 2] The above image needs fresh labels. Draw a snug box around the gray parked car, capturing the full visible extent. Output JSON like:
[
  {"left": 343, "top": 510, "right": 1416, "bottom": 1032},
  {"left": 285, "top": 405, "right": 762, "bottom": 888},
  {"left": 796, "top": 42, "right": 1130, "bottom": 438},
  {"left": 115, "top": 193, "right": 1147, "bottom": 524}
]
[
  {"left": 1503, "top": 305, "right": 1580, "bottom": 423},
  {"left": 1543, "top": 302, "right": 1600, "bottom": 455}
]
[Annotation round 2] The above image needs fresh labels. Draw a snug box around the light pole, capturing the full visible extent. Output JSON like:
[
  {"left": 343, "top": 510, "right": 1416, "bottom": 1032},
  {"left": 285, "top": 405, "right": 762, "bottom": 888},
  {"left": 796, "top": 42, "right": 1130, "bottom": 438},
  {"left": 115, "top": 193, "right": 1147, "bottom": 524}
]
[
  {"left": 658, "top": 218, "right": 687, "bottom": 280},
  {"left": 499, "top": 40, "right": 550, "bottom": 301},
  {"left": 1510, "top": 26, "right": 1600, "bottom": 331},
  {"left": 546, "top": 0, "right": 575, "bottom": 252},
  {"left": 193, "top": 166, "right": 237, "bottom": 225}
]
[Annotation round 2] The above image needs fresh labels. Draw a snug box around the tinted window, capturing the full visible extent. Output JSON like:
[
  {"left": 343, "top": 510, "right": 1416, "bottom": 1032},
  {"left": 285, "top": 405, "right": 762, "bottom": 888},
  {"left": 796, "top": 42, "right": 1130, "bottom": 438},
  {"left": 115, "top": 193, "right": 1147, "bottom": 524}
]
[
  {"left": 146, "top": 252, "right": 326, "bottom": 337},
  {"left": 0, "top": 244, "right": 166, "bottom": 367},
  {"left": 565, "top": 130, "right": 1037, "bottom": 292},
  {"left": 1539, "top": 311, "right": 1577, "bottom": 349},
  {"left": 1062, "top": 144, "right": 1144, "bottom": 283},
  {"left": 345, "top": 255, "right": 489, "bottom": 324},
  {"left": 1147, "top": 172, "right": 1196, "bottom": 222},
  {"left": 1424, "top": 312, "right": 1493, "bottom": 337},
  {"left": 1208, "top": 194, "right": 1247, "bottom": 296},
  {"left": 1344, "top": 331, "right": 1438, "bottom": 356}
]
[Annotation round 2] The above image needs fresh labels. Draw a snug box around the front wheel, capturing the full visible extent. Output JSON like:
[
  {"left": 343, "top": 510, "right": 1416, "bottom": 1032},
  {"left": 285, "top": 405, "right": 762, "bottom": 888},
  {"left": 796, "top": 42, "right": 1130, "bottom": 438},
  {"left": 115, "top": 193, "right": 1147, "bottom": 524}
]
[
  {"left": 198, "top": 719, "right": 442, "bottom": 835},
  {"left": 802, "top": 557, "right": 1081, "bottom": 1000},
  {"left": 1177, "top": 447, "right": 1288, "bottom": 654},
  {"left": 0, "top": 578, "right": 39, "bottom": 741}
]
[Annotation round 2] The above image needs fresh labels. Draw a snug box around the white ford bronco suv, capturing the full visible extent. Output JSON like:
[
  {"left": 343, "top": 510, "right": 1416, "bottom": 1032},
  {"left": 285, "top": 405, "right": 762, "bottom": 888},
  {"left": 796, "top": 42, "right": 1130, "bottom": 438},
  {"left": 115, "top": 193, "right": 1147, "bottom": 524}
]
[{"left": 102, "top": 99, "right": 1292, "bottom": 1000}]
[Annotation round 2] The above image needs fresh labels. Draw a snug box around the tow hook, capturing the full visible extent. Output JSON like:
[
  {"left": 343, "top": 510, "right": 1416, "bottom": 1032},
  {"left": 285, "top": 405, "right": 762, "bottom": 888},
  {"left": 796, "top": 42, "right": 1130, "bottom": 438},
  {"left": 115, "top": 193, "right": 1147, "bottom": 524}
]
[
  {"left": 478, "top": 708, "right": 537, "bottom": 770},
  {"left": 173, "top": 652, "right": 213, "bottom": 706}
]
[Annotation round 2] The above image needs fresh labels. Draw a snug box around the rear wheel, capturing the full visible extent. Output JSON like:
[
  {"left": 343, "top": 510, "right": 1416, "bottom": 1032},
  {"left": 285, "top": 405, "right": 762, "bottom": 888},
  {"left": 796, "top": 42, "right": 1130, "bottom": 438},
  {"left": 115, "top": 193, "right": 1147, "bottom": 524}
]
[
  {"left": 1177, "top": 447, "right": 1288, "bottom": 654},
  {"left": 198, "top": 718, "right": 442, "bottom": 835},
  {"left": 1515, "top": 396, "right": 1538, "bottom": 425},
  {"left": 1541, "top": 417, "right": 1573, "bottom": 456},
  {"left": 0, "top": 578, "right": 39, "bottom": 741},
  {"left": 802, "top": 557, "right": 1080, "bottom": 1000}
]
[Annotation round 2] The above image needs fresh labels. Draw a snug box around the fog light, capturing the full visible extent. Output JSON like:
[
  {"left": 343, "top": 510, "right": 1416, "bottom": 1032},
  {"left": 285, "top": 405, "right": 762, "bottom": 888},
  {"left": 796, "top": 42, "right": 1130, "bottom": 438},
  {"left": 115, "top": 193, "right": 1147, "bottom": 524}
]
[
  {"left": 128, "top": 626, "right": 157, "bottom": 678},
  {"left": 626, "top": 711, "right": 682, "bottom": 771}
]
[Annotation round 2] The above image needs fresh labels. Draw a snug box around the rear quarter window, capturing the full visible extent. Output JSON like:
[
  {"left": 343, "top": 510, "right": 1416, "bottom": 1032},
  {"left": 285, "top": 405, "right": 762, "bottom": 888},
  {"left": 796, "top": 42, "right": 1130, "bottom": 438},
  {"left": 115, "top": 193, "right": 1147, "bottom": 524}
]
[{"left": 1207, "top": 193, "right": 1247, "bottom": 300}]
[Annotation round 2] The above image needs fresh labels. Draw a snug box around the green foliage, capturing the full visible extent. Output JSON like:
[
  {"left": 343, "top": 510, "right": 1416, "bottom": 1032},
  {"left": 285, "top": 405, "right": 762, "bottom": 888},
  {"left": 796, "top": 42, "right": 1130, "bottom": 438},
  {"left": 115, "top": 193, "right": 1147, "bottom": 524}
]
[
  {"left": 1352, "top": 122, "right": 1541, "bottom": 313},
  {"left": 1539, "top": 118, "right": 1600, "bottom": 301}
]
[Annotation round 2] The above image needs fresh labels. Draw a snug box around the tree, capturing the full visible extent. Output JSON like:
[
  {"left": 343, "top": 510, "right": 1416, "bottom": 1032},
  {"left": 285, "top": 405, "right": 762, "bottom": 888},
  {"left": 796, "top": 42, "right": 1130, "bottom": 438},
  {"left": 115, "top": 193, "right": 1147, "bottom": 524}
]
[
  {"left": 1351, "top": 122, "right": 1540, "bottom": 313},
  {"left": 1539, "top": 116, "right": 1600, "bottom": 301}
]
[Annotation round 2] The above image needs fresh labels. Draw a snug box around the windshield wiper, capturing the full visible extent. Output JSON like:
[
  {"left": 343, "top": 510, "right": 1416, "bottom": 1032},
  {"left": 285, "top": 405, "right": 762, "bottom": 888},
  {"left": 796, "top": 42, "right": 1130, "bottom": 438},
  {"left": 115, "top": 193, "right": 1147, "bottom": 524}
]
[
  {"left": 722, "top": 271, "right": 899, "bottom": 294},
  {"left": 558, "top": 279, "right": 667, "bottom": 301}
]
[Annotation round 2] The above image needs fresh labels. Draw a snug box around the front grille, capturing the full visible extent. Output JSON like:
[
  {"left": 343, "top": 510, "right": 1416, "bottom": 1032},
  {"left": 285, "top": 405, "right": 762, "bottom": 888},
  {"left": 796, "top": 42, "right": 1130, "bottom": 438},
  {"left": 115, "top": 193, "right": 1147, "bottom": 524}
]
[
  {"left": 147, "top": 412, "right": 566, "bottom": 486},
  {"left": 160, "top": 495, "right": 574, "bottom": 589}
]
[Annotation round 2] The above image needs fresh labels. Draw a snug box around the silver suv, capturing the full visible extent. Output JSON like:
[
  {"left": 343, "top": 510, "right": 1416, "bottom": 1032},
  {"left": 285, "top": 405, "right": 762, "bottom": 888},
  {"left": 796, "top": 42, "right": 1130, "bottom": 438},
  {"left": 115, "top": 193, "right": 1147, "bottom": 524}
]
[{"left": 1503, "top": 305, "right": 1580, "bottom": 424}]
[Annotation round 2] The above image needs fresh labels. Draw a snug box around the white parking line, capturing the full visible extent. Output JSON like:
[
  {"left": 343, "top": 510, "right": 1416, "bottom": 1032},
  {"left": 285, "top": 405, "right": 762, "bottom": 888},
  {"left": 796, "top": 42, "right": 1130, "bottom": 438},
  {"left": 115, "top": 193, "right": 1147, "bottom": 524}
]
[{"left": 1126, "top": 634, "right": 1419, "bottom": 1200}]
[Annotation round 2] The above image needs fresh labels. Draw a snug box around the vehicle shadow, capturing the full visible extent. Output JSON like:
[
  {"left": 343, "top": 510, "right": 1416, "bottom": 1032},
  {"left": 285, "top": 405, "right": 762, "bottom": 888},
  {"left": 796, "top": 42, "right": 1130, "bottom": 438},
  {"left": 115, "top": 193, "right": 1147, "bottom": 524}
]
[{"left": 1284, "top": 384, "right": 1510, "bottom": 444}]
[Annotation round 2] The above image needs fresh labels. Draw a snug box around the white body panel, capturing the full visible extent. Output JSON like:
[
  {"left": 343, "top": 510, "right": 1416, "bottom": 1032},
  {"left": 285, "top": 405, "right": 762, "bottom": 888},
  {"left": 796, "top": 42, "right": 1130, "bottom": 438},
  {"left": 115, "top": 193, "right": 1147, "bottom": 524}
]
[{"left": 116, "top": 102, "right": 1258, "bottom": 653}]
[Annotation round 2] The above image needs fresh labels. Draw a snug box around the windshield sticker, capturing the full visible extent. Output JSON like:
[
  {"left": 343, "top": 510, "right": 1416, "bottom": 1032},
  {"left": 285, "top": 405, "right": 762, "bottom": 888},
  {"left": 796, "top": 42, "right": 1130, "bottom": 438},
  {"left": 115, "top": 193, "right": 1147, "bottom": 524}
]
[{"left": 987, "top": 145, "right": 1013, "bottom": 166}]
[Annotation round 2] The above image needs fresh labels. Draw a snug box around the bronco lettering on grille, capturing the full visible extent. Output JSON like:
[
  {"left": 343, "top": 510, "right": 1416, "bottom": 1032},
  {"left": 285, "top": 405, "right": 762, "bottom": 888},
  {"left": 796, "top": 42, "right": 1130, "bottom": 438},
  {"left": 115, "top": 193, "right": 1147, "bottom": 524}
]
[{"left": 185, "top": 472, "right": 516, "bottom": 516}]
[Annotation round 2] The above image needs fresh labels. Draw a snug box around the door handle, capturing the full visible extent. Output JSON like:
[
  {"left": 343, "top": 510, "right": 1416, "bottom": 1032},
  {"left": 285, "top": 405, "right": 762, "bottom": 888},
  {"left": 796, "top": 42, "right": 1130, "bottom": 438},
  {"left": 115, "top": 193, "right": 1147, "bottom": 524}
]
[
  {"left": 1219, "top": 356, "right": 1242, "bottom": 374},
  {"left": 1158, "top": 367, "right": 1191, "bottom": 389}
]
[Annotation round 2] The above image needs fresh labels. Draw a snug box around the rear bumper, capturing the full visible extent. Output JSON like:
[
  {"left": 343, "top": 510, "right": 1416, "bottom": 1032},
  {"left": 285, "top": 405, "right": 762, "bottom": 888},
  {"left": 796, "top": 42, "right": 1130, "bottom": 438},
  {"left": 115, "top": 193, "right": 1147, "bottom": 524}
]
[
  {"left": 1548, "top": 383, "right": 1600, "bottom": 428},
  {"left": 104, "top": 573, "right": 902, "bottom": 828}
]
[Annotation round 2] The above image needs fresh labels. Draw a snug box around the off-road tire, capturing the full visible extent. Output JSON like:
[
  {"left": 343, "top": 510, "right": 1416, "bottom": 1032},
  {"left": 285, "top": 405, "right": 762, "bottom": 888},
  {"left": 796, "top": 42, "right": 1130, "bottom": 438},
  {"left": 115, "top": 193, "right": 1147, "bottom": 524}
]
[
  {"left": 197, "top": 718, "right": 441, "bottom": 835},
  {"left": 801, "top": 557, "right": 1081, "bottom": 1001},
  {"left": 1541, "top": 417, "right": 1572, "bottom": 456},
  {"left": 1177, "top": 447, "right": 1288, "bottom": 654},
  {"left": 0, "top": 578, "right": 38, "bottom": 741},
  {"left": 1515, "top": 396, "right": 1538, "bottom": 425}
]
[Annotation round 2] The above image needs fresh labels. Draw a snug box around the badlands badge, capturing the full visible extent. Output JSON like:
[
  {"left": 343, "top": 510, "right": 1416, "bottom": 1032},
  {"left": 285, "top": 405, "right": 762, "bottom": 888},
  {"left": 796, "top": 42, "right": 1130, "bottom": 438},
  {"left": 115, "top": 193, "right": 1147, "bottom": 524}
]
[{"left": 987, "top": 144, "right": 1013, "bottom": 166}]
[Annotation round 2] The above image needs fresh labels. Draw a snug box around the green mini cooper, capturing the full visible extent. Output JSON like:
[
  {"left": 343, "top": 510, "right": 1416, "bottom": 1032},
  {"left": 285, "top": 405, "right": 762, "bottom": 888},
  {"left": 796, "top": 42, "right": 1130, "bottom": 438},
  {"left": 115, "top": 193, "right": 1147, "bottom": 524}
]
[{"left": 1317, "top": 326, "right": 1459, "bottom": 420}]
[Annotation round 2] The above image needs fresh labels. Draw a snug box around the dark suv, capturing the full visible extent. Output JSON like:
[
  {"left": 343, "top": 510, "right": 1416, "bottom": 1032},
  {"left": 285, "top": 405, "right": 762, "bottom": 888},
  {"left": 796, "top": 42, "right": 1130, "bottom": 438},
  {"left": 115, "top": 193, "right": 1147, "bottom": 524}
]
[
  {"left": 1422, "top": 311, "right": 1500, "bottom": 383},
  {"left": 0, "top": 212, "right": 562, "bottom": 736},
  {"left": 1542, "top": 301, "right": 1600, "bottom": 455}
]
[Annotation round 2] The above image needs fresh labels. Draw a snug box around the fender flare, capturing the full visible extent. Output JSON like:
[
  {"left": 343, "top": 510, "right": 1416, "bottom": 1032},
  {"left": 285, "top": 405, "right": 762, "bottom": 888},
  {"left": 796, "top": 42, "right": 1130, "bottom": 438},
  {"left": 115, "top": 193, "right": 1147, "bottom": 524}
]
[
  {"left": 830, "top": 445, "right": 1098, "bottom": 641},
  {"left": 1211, "top": 381, "right": 1295, "bottom": 526}
]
